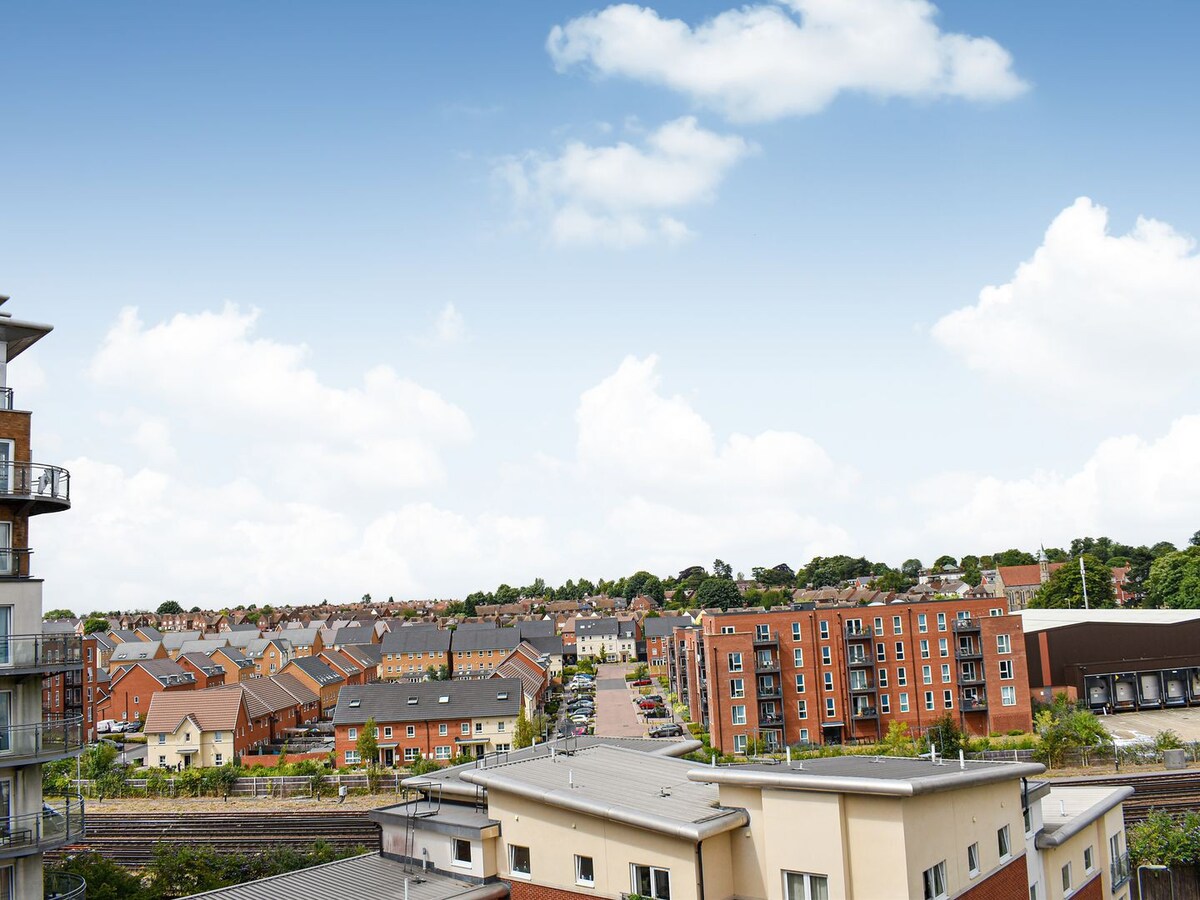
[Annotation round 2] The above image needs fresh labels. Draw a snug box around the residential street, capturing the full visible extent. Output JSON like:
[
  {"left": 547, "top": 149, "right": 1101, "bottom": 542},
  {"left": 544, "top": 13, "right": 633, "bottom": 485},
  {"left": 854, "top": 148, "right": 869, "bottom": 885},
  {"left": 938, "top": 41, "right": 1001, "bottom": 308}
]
[{"left": 592, "top": 663, "right": 647, "bottom": 738}]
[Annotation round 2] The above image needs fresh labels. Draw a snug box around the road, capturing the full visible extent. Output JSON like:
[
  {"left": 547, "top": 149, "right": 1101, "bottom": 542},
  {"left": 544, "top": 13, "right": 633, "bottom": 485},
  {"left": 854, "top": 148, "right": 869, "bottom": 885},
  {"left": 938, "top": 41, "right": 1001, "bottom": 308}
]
[{"left": 593, "top": 663, "right": 647, "bottom": 738}]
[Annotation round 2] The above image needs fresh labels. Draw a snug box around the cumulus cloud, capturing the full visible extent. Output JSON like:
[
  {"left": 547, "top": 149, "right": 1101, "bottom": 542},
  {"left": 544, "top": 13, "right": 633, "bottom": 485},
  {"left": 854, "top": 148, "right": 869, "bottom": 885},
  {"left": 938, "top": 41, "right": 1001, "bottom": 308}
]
[
  {"left": 932, "top": 198, "right": 1200, "bottom": 406},
  {"left": 547, "top": 0, "right": 1027, "bottom": 123},
  {"left": 496, "top": 116, "right": 752, "bottom": 247}
]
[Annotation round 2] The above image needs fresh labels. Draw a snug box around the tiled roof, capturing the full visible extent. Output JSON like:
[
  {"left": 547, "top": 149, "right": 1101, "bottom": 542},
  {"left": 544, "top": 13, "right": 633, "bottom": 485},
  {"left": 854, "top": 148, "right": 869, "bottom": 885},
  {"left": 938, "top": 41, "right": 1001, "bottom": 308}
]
[
  {"left": 339, "top": 643, "right": 381, "bottom": 668},
  {"left": 178, "top": 652, "right": 227, "bottom": 677},
  {"left": 332, "top": 626, "right": 375, "bottom": 646},
  {"left": 286, "top": 656, "right": 344, "bottom": 687},
  {"left": 381, "top": 627, "right": 451, "bottom": 655},
  {"left": 332, "top": 678, "right": 523, "bottom": 726},
  {"left": 144, "top": 689, "right": 245, "bottom": 734},
  {"left": 128, "top": 658, "right": 196, "bottom": 687},
  {"left": 450, "top": 627, "right": 520, "bottom": 653},
  {"left": 109, "top": 641, "right": 162, "bottom": 662}
]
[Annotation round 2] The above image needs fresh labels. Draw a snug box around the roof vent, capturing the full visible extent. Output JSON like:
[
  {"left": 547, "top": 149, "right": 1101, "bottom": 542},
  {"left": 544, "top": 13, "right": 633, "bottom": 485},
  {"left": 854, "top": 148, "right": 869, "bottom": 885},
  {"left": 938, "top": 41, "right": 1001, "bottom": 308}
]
[
  {"left": 348, "top": 699, "right": 361, "bottom": 708},
  {"left": 497, "top": 692, "right": 509, "bottom": 700},
  {"left": 438, "top": 696, "right": 449, "bottom": 704}
]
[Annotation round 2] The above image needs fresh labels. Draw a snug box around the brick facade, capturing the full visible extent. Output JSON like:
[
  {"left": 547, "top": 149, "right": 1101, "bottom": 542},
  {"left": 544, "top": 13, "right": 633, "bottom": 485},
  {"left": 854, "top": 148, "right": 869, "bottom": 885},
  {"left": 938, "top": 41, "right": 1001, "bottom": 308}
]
[
  {"left": 504, "top": 881, "right": 594, "bottom": 900},
  {"left": 959, "top": 854, "right": 1029, "bottom": 900}
]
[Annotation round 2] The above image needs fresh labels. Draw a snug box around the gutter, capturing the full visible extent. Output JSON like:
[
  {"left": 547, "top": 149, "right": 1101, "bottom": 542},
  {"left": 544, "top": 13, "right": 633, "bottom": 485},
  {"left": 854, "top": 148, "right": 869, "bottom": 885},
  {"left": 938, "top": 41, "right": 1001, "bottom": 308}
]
[
  {"left": 1034, "top": 786, "right": 1134, "bottom": 849},
  {"left": 687, "top": 762, "right": 1048, "bottom": 796}
]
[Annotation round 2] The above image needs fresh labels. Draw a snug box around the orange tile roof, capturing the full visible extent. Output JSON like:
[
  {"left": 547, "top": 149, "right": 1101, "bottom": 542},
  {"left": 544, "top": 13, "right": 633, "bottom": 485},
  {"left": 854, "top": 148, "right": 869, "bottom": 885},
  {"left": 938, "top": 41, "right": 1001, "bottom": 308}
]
[{"left": 144, "top": 689, "right": 245, "bottom": 734}]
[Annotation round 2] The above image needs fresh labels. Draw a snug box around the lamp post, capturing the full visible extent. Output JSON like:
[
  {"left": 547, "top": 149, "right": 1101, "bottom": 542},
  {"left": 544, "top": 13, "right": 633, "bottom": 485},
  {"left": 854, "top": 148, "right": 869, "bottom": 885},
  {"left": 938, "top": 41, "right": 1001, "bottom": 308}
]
[{"left": 1137, "top": 863, "right": 1174, "bottom": 900}]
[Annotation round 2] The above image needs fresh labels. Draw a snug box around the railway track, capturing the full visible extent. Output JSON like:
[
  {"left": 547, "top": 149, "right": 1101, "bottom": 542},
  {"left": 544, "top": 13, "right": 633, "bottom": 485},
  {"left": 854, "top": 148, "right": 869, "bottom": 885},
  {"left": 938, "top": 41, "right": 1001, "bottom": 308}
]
[
  {"left": 47, "top": 811, "right": 380, "bottom": 868},
  {"left": 1050, "top": 768, "right": 1200, "bottom": 824}
]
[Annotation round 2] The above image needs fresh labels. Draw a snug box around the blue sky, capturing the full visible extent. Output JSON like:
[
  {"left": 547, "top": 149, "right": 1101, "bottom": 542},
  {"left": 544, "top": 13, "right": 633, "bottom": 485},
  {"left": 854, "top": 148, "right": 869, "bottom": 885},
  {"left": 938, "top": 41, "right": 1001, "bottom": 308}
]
[{"left": 2, "top": 1, "right": 1198, "bottom": 611}]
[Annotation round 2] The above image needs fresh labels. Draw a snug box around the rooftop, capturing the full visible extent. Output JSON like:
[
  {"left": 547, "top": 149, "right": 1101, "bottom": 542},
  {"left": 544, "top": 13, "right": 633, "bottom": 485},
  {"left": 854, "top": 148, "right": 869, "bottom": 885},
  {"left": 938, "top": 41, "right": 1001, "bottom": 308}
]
[
  {"left": 1017, "top": 608, "right": 1200, "bottom": 632},
  {"left": 333, "top": 678, "right": 523, "bottom": 725},
  {"left": 1036, "top": 785, "right": 1134, "bottom": 848}
]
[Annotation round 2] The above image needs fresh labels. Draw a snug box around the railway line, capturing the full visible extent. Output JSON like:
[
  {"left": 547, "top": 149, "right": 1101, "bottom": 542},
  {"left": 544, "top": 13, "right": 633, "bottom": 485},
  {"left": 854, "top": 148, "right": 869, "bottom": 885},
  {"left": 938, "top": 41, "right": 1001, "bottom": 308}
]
[
  {"left": 1050, "top": 768, "right": 1200, "bottom": 824},
  {"left": 47, "top": 811, "right": 380, "bottom": 868}
]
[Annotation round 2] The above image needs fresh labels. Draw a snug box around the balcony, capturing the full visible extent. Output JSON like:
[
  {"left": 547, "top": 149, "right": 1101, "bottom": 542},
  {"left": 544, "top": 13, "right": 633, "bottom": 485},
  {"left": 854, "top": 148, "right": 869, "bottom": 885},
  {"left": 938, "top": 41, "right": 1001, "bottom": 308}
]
[
  {"left": 0, "top": 463, "right": 71, "bottom": 514},
  {"left": 754, "top": 657, "right": 780, "bottom": 673},
  {"left": 0, "top": 797, "right": 85, "bottom": 858},
  {"left": 45, "top": 871, "right": 86, "bottom": 900},
  {"left": 955, "top": 644, "right": 983, "bottom": 661},
  {"left": 959, "top": 670, "right": 985, "bottom": 686},
  {"left": 846, "top": 654, "right": 874, "bottom": 668},
  {"left": 1110, "top": 851, "right": 1131, "bottom": 890},
  {"left": 0, "top": 635, "right": 84, "bottom": 676},
  {"left": 852, "top": 707, "right": 878, "bottom": 720},
  {"left": 756, "top": 687, "right": 782, "bottom": 700},
  {"left": 759, "top": 714, "right": 785, "bottom": 728},
  {"left": 849, "top": 681, "right": 876, "bottom": 694},
  {"left": 952, "top": 619, "right": 982, "bottom": 633},
  {"left": 0, "top": 389, "right": 11, "bottom": 411},
  {"left": 961, "top": 696, "right": 988, "bottom": 712},
  {"left": 0, "top": 716, "right": 85, "bottom": 762},
  {"left": 0, "top": 548, "right": 32, "bottom": 579},
  {"left": 752, "top": 632, "right": 778, "bottom": 647},
  {"left": 845, "top": 625, "right": 874, "bottom": 640}
]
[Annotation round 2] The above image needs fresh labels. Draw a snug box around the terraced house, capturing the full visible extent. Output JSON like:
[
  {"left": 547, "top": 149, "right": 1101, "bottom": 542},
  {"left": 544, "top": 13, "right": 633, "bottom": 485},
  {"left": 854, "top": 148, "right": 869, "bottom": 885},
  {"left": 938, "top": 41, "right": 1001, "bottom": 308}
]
[{"left": 0, "top": 300, "right": 86, "bottom": 900}]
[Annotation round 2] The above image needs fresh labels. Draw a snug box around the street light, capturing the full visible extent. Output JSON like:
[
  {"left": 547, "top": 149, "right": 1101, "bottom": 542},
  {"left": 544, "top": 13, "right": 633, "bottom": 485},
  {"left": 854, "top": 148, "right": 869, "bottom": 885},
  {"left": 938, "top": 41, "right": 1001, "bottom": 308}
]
[{"left": 1138, "top": 863, "right": 1174, "bottom": 900}]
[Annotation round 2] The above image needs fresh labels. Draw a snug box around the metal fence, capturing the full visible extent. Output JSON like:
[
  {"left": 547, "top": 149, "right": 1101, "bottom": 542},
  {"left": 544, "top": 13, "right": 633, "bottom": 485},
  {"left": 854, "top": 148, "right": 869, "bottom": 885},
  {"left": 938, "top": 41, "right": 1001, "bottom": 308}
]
[{"left": 68, "top": 773, "right": 410, "bottom": 799}]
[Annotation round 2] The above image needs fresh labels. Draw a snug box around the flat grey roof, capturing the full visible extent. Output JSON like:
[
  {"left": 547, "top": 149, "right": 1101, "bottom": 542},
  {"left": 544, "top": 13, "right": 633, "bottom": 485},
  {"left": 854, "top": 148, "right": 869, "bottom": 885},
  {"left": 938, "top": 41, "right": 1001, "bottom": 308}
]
[
  {"left": 1036, "top": 785, "right": 1134, "bottom": 848},
  {"left": 460, "top": 745, "right": 747, "bottom": 841},
  {"left": 181, "top": 852, "right": 507, "bottom": 899},
  {"left": 689, "top": 755, "right": 1047, "bottom": 797}
]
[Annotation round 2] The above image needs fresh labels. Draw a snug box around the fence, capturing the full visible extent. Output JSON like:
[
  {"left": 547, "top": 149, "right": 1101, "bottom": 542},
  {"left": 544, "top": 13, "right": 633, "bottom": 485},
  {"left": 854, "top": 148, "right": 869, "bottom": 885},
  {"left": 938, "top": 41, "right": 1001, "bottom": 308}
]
[
  {"left": 1135, "top": 865, "right": 1200, "bottom": 900},
  {"left": 68, "top": 772, "right": 411, "bottom": 800}
]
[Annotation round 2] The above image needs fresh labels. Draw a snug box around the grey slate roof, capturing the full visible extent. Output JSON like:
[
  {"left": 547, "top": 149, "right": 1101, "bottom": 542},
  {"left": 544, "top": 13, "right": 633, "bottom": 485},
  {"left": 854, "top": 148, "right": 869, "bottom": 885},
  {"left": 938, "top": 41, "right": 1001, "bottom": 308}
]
[
  {"left": 381, "top": 627, "right": 451, "bottom": 655},
  {"left": 450, "top": 627, "right": 519, "bottom": 653},
  {"left": 178, "top": 652, "right": 226, "bottom": 677},
  {"left": 162, "top": 631, "right": 204, "bottom": 651},
  {"left": 178, "top": 639, "right": 229, "bottom": 656},
  {"left": 118, "top": 658, "right": 195, "bottom": 687},
  {"left": 333, "top": 625, "right": 375, "bottom": 646},
  {"left": 180, "top": 852, "right": 507, "bottom": 900},
  {"left": 575, "top": 617, "right": 619, "bottom": 638},
  {"left": 643, "top": 614, "right": 694, "bottom": 637},
  {"left": 226, "top": 622, "right": 260, "bottom": 633},
  {"left": 42, "top": 619, "right": 77, "bottom": 635},
  {"left": 516, "top": 620, "right": 554, "bottom": 639},
  {"left": 109, "top": 641, "right": 162, "bottom": 662},
  {"left": 211, "top": 645, "right": 255, "bottom": 667},
  {"left": 287, "top": 656, "right": 343, "bottom": 687},
  {"left": 108, "top": 629, "right": 141, "bottom": 643},
  {"left": 333, "top": 678, "right": 523, "bottom": 726},
  {"left": 137, "top": 626, "right": 164, "bottom": 641},
  {"left": 522, "top": 634, "right": 563, "bottom": 657},
  {"left": 340, "top": 643, "right": 381, "bottom": 668}
]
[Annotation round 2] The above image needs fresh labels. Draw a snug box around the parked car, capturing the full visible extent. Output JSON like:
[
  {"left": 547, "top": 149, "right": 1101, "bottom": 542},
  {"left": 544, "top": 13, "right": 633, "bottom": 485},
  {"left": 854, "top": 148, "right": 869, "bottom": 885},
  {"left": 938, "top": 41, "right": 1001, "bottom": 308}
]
[
  {"left": 637, "top": 699, "right": 659, "bottom": 711},
  {"left": 645, "top": 695, "right": 663, "bottom": 702},
  {"left": 95, "top": 719, "right": 116, "bottom": 734},
  {"left": 644, "top": 708, "right": 671, "bottom": 718},
  {"left": 649, "top": 724, "right": 684, "bottom": 738},
  {"left": 570, "top": 714, "right": 591, "bottom": 725},
  {"left": 631, "top": 678, "right": 652, "bottom": 686},
  {"left": 123, "top": 720, "right": 144, "bottom": 733}
]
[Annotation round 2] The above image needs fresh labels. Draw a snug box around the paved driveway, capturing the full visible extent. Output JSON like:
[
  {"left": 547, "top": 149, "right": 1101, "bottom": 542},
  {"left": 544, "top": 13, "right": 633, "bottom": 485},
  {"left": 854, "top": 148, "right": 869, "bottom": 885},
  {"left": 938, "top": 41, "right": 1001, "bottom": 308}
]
[{"left": 593, "top": 663, "right": 646, "bottom": 737}]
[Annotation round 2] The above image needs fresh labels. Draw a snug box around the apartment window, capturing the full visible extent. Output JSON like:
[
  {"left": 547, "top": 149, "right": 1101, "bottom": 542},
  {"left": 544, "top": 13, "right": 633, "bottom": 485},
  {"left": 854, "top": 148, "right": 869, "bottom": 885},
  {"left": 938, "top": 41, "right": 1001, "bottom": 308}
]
[
  {"left": 795, "top": 674, "right": 806, "bottom": 693},
  {"left": 384, "top": 726, "right": 393, "bottom": 738},
  {"left": 734, "top": 734, "right": 747, "bottom": 754},
  {"left": 943, "top": 690, "right": 953, "bottom": 709},
  {"left": 453, "top": 839, "right": 473, "bottom": 867},
  {"left": 439, "top": 723, "right": 448, "bottom": 736},
  {"left": 790, "top": 622, "right": 802, "bottom": 641},
  {"left": 825, "top": 698, "right": 836, "bottom": 718},
  {"left": 498, "top": 721, "right": 505, "bottom": 732},
  {"left": 998, "top": 825, "right": 1011, "bottom": 859},
  {"left": 158, "top": 755, "right": 166, "bottom": 767},
  {"left": 1030, "top": 886, "right": 1038, "bottom": 900},
  {"left": 475, "top": 722, "right": 484, "bottom": 733},
  {"left": 941, "top": 664, "right": 951, "bottom": 683},
  {"left": 404, "top": 747, "right": 419, "bottom": 761},
  {"left": 1000, "top": 660, "right": 1014, "bottom": 680},
  {"left": 631, "top": 864, "right": 672, "bottom": 900},
  {"left": 877, "top": 669, "right": 888, "bottom": 688},
  {"left": 875, "top": 642, "right": 886, "bottom": 661},
  {"left": 819, "top": 621, "right": 829, "bottom": 640},
  {"left": 435, "top": 745, "right": 452, "bottom": 759},
  {"left": 918, "top": 614, "right": 928, "bottom": 634},
  {"left": 799, "top": 728, "right": 810, "bottom": 742},
  {"left": 899, "top": 692, "right": 910, "bottom": 712},
  {"left": 1060, "top": 862, "right": 1071, "bottom": 894},
  {"left": 997, "top": 634, "right": 1012, "bottom": 654},
  {"left": 214, "top": 731, "right": 224, "bottom": 743},
  {"left": 821, "top": 646, "right": 831, "bottom": 666},
  {"left": 797, "top": 700, "right": 808, "bottom": 719},
  {"left": 576, "top": 855, "right": 595, "bottom": 887},
  {"left": 406, "top": 725, "right": 415, "bottom": 738},
  {"left": 157, "top": 733, "right": 166, "bottom": 744},
  {"left": 880, "top": 694, "right": 890, "bottom": 713},
  {"left": 823, "top": 672, "right": 833, "bottom": 691},
  {"left": 133, "top": 695, "right": 140, "bottom": 705},
  {"left": 939, "top": 638, "right": 948, "bottom": 657},
  {"left": 728, "top": 652, "right": 743, "bottom": 672},
  {"left": 895, "top": 642, "right": 905, "bottom": 661},
  {"left": 1084, "top": 846, "right": 1094, "bottom": 872},
  {"left": 784, "top": 871, "right": 830, "bottom": 900},
  {"left": 874, "top": 617, "right": 884, "bottom": 634},
  {"left": 345, "top": 750, "right": 360, "bottom": 765},
  {"left": 897, "top": 667, "right": 908, "bottom": 686},
  {"left": 922, "top": 861, "right": 947, "bottom": 900},
  {"left": 732, "top": 705, "right": 747, "bottom": 726},
  {"left": 937, "top": 613, "right": 947, "bottom": 632},
  {"left": 730, "top": 678, "right": 745, "bottom": 699},
  {"left": 509, "top": 844, "right": 532, "bottom": 878},
  {"left": 924, "top": 691, "right": 934, "bottom": 711},
  {"left": 793, "top": 648, "right": 804, "bottom": 667},
  {"left": 348, "top": 727, "right": 358, "bottom": 740},
  {"left": 967, "top": 842, "right": 980, "bottom": 877},
  {"left": 990, "top": 608, "right": 1003, "bottom": 617},
  {"left": 1024, "top": 806, "right": 1033, "bottom": 834},
  {"left": 1001, "top": 686, "right": 1017, "bottom": 706},
  {"left": 461, "top": 723, "right": 470, "bottom": 735},
  {"left": 893, "top": 616, "right": 902, "bottom": 635},
  {"left": 214, "top": 753, "right": 223, "bottom": 766},
  {"left": 920, "top": 640, "right": 930, "bottom": 659},
  {"left": 922, "top": 665, "right": 932, "bottom": 684},
  {"left": 721, "top": 625, "right": 735, "bottom": 634}
]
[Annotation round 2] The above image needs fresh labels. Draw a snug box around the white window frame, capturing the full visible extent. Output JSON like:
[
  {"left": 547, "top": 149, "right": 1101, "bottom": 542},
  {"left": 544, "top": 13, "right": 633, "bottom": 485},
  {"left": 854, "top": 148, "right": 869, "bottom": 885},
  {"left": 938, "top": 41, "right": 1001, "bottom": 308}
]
[
  {"left": 1001, "top": 686, "right": 1017, "bottom": 706},
  {"left": 922, "top": 860, "right": 948, "bottom": 900},
  {"left": 631, "top": 863, "right": 672, "bottom": 900},
  {"left": 730, "top": 678, "right": 745, "bottom": 699},
  {"left": 784, "top": 871, "right": 830, "bottom": 900},
  {"left": 453, "top": 838, "right": 473, "bottom": 868},
  {"left": 731, "top": 705, "right": 746, "bottom": 726},
  {"left": 967, "top": 842, "right": 980, "bottom": 877},
  {"left": 576, "top": 854, "right": 596, "bottom": 887},
  {"left": 508, "top": 844, "right": 532, "bottom": 879},
  {"left": 728, "top": 652, "right": 743, "bottom": 673},
  {"left": 998, "top": 824, "right": 1011, "bottom": 860}
]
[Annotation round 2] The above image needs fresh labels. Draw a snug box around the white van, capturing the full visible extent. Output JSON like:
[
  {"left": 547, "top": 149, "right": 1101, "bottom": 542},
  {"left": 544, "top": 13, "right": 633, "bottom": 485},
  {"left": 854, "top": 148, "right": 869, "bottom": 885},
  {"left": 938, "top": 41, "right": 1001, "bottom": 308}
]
[{"left": 96, "top": 719, "right": 117, "bottom": 734}]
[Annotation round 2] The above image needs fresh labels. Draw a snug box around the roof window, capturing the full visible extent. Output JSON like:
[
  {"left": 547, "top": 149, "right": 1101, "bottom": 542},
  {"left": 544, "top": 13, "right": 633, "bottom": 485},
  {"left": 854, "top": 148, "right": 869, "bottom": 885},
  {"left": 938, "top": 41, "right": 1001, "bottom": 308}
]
[
  {"left": 497, "top": 692, "right": 509, "bottom": 700},
  {"left": 348, "top": 699, "right": 361, "bottom": 708},
  {"left": 407, "top": 697, "right": 419, "bottom": 705}
]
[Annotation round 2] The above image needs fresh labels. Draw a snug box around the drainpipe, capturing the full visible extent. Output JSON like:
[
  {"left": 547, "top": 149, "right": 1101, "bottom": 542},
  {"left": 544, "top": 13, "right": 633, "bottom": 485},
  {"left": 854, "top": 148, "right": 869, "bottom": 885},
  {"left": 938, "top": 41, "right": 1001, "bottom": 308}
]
[{"left": 696, "top": 840, "right": 706, "bottom": 900}]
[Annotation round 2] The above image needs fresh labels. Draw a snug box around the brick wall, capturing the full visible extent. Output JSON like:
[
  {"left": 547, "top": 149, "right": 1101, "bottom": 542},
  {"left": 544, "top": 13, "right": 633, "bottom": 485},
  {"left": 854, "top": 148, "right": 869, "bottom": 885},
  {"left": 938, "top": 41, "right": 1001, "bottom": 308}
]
[
  {"left": 1072, "top": 873, "right": 1103, "bottom": 900},
  {"left": 959, "top": 854, "right": 1029, "bottom": 900},
  {"left": 504, "top": 881, "right": 594, "bottom": 900}
]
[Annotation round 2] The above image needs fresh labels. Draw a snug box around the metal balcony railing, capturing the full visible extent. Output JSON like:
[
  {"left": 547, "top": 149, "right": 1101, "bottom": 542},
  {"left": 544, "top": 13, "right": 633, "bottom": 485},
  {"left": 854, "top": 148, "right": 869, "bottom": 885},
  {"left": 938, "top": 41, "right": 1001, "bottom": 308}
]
[
  {"left": 847, "top": 654, "right": 874, "bottom": 667},
  {"left": 952, "top": 619, "right": 982, "bottom": 632},
  {"left": 0, "top": 463, "right": 71, "bottom": 510},
  {"left": 0, "top": 716, "right": 84, "bottom": 761},
  {"left": 853, "top": 707, "right": 879, "bottom": 719},
  {"left": 955, "top": 644, "right": 983, "bottom": 660},
  {"left": 44, "top": 871, "right": 87, "bottom": 900},
  {"left": 849, "top": 682, "right": 876, "bottom": 693},
  {"left": 756, "top": 687, "right": 782, "bottom": 699},
  {"left": 754, "top": 657, "right": 780, "bottom": 672},
  {"left": 0, "top": 548, "right": 32, "bottom": 579},
  {"left": 0, "top": 634, "right": 84, "bottom": 674},
  {"left": 752, "top": 632, "right": 778, "bottom": 647},
  {"left": 0, "top": 389, "right": 12, "bottom": 411},
  {"left": 0, "top": 797, "right": 85, "bottom": 858},
  {"left": 845, "top": 625, "right": 874, "bottom": 639},
  {"left": 961, "top": 696, "right": 988, "bottom": 712},
  {"left": 959, "top": 670, "right": 985, "bottom": 685},
  {"left": 1110, "top": 851, "right": 1131, "bottom": 889},
  {"left": 759, "top": 715, "right": 784, "bottom": 727}
]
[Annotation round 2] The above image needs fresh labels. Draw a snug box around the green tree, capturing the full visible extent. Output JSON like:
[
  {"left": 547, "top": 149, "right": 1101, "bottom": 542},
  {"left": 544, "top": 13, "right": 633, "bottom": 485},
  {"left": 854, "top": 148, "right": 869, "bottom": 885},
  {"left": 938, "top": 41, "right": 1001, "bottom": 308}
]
[
  {"left": 1145, "top": 546, "right": 1200, "bottom": 609},
  {"left": 693, "top": 577, "right": 742, "bottom": 610},
  {"left": 1030, "top": 554, "right": 1115, "bottom": 609},
  {"left": 81, "top": 742, "right": 118, "bottom": 780},
  {"left": 871, "top": 571, "right": 910, "bottom": 593},
  {"left": 156, "top": 600, "right": 183, "bottom": 615},
  {"left": 1191, "top": 530, "right": 1200, "bottom": 548},
  {"left": 43, "top": 608, "right": 75, "bottom": 620},
  {"left": 83, "top": 615, "right": 109, "bottom": 634},
  {"left": 901, "top": 559, "right": 923, "bottom": 578},
  {"left": 513, "top": 706, "right": 535, "bottom": 749},
  {"left": 992, "top": 549, "right": 1036, "bottom": 567},
  {"left": 356, "top": 717, "right": 379, "bottom": 767},
  {"left": 46, "top": 852, "right": 147, "bottom": 900},
  {"left": 932, "top": 555, "right": 958, "bottom": 571},
  {"left": 752, "top": 563, "right": 796, "bottom": 588},
  {"left": 712, "top": 559, "right": 733, "bottom": 580}
]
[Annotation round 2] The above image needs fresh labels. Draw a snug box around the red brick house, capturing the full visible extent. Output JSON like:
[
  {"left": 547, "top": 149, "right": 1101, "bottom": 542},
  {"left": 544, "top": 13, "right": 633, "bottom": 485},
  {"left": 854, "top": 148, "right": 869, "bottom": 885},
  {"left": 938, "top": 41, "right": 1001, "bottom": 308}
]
[{"left": 98, "top": 659, "right": 197, "bottom": 725}]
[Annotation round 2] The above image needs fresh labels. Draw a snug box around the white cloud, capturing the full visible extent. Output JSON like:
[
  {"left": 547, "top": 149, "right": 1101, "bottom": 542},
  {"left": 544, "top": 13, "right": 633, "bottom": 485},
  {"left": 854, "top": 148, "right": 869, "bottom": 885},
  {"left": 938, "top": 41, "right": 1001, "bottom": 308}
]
[
  {"left": 547, "top": 0, "right": 1027, "bottom": 123},
  {"left": 433, "top": 302, "right": 465, "bottom": 344},
  {"left": 902, "top": 414, "right": 1200, "bottom": 555},
  {"left": 932, "top": 197, "right": 1200, "bottom": 406},
  {"left": 497, "top": 116, "right": 752, "bottom": 247}
]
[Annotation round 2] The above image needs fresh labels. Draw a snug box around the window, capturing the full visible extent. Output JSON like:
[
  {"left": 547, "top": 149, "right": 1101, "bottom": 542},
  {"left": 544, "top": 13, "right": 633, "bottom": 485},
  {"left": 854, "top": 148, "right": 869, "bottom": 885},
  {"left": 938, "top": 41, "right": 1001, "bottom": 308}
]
[
  {"left": 878, "top": 669, "right": 889, "bottom": 688},
  {"left": 922, "top": 861, "right": 947, "bottom": 900},
  {"left": 214, "top": 731, "right": 223, "bottom": 743},
  {"left": 406, "top": 725, "right": 415, "bottom": 738},
  {"left": 728, "top": 652, "right": 743, "bottom": 672},
  {"left": 730, "top": 678, "right": 745, "bottom": 698},
  {"left": 799, "top": 728, "right": 809, "bottom": 742},
  {"left": 1001, "top": 686, "right": 1017, "bottom": 706},
  {"left": 920, "top": 640, "right": 930, "bottom": 659},
  {"left": 721, "top": 625, "right": 735, "bottom": 634},
  {"left": 157, "top": 733, "right": 166, "bottom": 744},
  {"left": 793, "top": 648, "right": 804, "bottom": 667},
  {"left": 784, "top": 871, "right": 830, "bottom": 900},
  {"left": 795, "top": 674, "right": 806, "bottom": 693},
  {"left": 734, "top": 734, "right": 747, "bottom": 754},
  {"left": 825, "top": 698, "right": 836, "bottom": 718},
  {"left": 214, "top": 753, "right": 223, "bottom": 766},
  {"left": 937, "top": 613, "right": 947, "bottom": 632},
  {"left": 1084, "top": 846, "right": 1094, "bottom": 872},
  {"left": 497, "top": 721, "right": 505, "bottom": 732},
  {"left": 435, "top": 745, "right": 452, "bottom": 759},
  {"left": 1060, "top": 862, "right": 1071, "bottom": 893},
  {"left": 895, "top": 642, "right": 905, "bottom": 661},
  {"left": 897, "top": 667, "right": 908, "bottom": 686},
  {"left": 874, "top": 617, "right": 884, "bottom": 633},
  {"left": 1024, "top": 806, "right": 1033, "bottom": 834},
  {"left": 384, "top": 726, "right": 393, "bottom": 738},
  {"left": 791, "top": 622, "right": 802, "bottom": 640},
  {"left": 631, "top": 864, "right": 672, "bottom": 900},
  {"left": 899, "top": 692, "right": 910, "bottom": 712},
  {"left": 797, "top": 700, "right": 808, "bottom": 719},
  {"left": 998, "top": 825, "right": 1011, "bottom": 859},
  {"left": 439, "top": 723, "right": 448, "bottom": 736},
  {"left": 576, "top": 855, "right": 595, "bottom": 887},
  {"left": 475, "top": 722, "right": 484, "bottom": 733},
  {"left": 345, "top": 750, "right": 360, "bottom": 765},
  {"left": 404, "top": 747, "right": 419, "bottom": 761},
  {"left": 133, "top": 695, "right": 140, "bottom": 705},
  {"left": 821, "top": 646, "right": 831, "bottom": 666},
  {"left": 967, "top": 842, "right": 980, "bottom": 876},
  {"left": 880, "top": 694, "right": 890, "bottom": 713},
  {"left": 939, "top": 638, "right": 948, "bottom": 657},
  {"left": 819, "top": 621, "right": 829, "bottom": 640},
  {"left": 461, "top": 722, "right": 470, "bottom": 734},
  {"left": 922, "top": 665, "right": 932, "bottom": 684},
  {"left": 823, "top": 672, "right": 833, "bottom": 691},
  {"left": 893, "top": 615, "right": 903, "bottom": 635},
  {"left": 347, "top": 727, "right": 358, "bottom": 740},
  {"left": 1029, "top": 886, "right": 1038, "bottom": 900},
  {"left": 875, "top": 642, "right": 886, "bottom": 661},
  {"left": 924, "top": 691, "right": 934, "bottom": 711},
  {"left": 732, "top": 705, "right": 747, "bottom": 725},
  {"left": 453, "top": 839, "right": 473, "bottom": 867},
  {"left": 943, "top": 690, "right": 953, "bottom": 709},
  {"left": 990, "top": 608, "right": 1003, "bottom": 617},
  {"left": 918, "top": 614, "right": 928, "bottom": 633},
  {"left": 997, "top": 634, "right": 1012, "bottom": 654},
  {"left": 158, "top": 755, "right": 166, "bottom": 767},
  {"left": 1000, "top": 660, "right": 1014, "bottom": 680},
  {"left": 941, "top": 664, "right": 951, "bottom": 683},
  {"left": 509, "top": 844, "right": 531, "bottom": 878}
]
